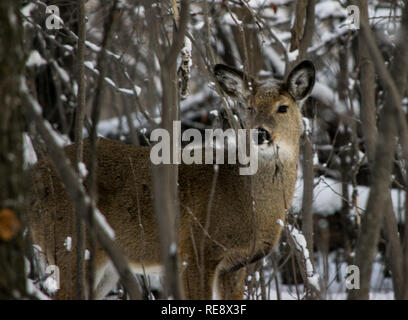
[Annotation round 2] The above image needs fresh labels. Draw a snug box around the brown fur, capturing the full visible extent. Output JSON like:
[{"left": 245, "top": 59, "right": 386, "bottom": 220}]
[{"left": 27, "top": 61, "right": 314, "bottom": 299}]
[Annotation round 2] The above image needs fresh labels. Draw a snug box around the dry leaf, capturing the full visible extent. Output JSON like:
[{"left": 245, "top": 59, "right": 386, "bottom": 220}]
[
  {"left": 269, "top": 3, "right": 278, "bottom": 14},
  {"left": 0, "top": 208, "right": 21, "bottom": 241}
]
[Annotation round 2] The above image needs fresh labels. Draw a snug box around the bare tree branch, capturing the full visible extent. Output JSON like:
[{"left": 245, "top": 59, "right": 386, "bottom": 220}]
[
  {"left": 73, "top": 0, "right": 87, "bottom": 299},
  {"left": 86, "top": 1, "right": 120, "bottom": 300}
]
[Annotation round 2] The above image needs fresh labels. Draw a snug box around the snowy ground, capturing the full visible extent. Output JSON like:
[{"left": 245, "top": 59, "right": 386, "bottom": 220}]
[
  {"left": 129, "top": 252, "right": 394, "bottom": 300},
  {"left": 267, "top": 253, "right": 394, "bottom": 300}
]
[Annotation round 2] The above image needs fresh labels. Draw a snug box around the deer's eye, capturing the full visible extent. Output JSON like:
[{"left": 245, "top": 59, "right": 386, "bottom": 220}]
[{"left": 278, "top": 105, "right": 288, "bottom": 113}]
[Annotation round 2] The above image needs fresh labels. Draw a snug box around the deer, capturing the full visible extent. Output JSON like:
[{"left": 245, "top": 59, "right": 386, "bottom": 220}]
[{"left": 27, "top": 60, "right": 315, "bottom": 300}]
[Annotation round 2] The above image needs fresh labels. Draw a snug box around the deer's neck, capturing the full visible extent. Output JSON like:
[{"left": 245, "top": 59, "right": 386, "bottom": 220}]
[{"left": 253, "top": 150, "right": 299, "bottom": 216}]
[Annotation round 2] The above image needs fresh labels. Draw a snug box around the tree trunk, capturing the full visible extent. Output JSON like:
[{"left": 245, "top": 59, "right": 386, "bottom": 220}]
[
  {"left": 348, "top": 15, "right": 407, "bottom": 299},
  {"left": 348, "top": 0, "right": 408, "bottom": 299},
  {"left": 148, "top": 0, "right": 190, "bottom": 300},
  {"left": 0, "top": 0, "right": 27, "bottom": 299},
  {"left": 73, "top": 0, "right": 87, "bottom": 300}
]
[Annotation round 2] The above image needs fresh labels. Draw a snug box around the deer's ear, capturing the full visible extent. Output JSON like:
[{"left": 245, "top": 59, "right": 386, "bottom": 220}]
[
  {"left": 214, "top": 64, "right": 255, "bottom": 101},
  {"left": 286, "top": 60, "right": 315, "bottom": 101}
]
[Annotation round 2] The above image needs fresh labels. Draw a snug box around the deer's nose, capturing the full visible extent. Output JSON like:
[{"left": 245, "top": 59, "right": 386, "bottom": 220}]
[{"left": 254, "top": 127, "right": 271, "bottom": 145}]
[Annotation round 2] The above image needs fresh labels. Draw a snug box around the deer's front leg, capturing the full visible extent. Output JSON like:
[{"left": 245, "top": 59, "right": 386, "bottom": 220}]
[
  {"left": 216, "top": 268, "right": 246, "bottom": 300},
  {"left": 181, "top": 256, "right": 219, "bottom": 299}
]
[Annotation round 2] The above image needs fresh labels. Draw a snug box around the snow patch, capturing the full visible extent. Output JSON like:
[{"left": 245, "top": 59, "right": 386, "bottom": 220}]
[
  {"left": 52, "top": 61, "right": 70, "bottom": 84},
  {"left": 23, "top": 133, "right": 38, "bottom": 168},
  {"left": 291, "top": 170, "right": 406, "bottom": 221},
  {"left": 44, "top": 121, "right": 70, "bottom": 147},
  {"left": 78, "top": 162, "right": 88, "bottom": 179},
  {"left": 84, "top": 61, "right": 99, "bottom": 74},
  {"left": 26, "top": 279, "right": 50, "bottom": 300},
  {"left": 21, "top": 3, "right": 36, "bottom": 17},
  {"left": 315, "top": 1, "right": 346, "bottom": 19},
  {"left": 288, "top": 225, "right": 320, "bottom": 291},
  {"left": 27, "top": 51, "right": 47, "bottom": 67},
  {"left": 64, "top": 236, "right": 72, "bottom": 252},
  {"left": 44, "top": 276, "right": 59, "bottom": 294}
]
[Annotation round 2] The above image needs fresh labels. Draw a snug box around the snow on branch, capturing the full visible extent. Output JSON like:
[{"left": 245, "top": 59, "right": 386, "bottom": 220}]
[
  {"left": 84, "top": 61, "right": 142, "bottom": 97},
  {"left": 26, "top": 50, "right": 47, "bottom": 67},
  {"left": 178, "top": 36, "right": 192, "bottom": 99},
  {"left": 285, "top": 223, "right": 321, "bottom": 292}
]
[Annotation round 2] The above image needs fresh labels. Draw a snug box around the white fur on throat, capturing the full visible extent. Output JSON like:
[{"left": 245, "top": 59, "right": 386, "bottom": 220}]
[{"left": 256, "top": 140, "right": 296, "bottom": 164}]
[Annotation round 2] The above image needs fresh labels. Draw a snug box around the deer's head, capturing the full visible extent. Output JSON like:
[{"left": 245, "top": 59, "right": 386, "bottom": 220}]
[{"left": 214, "top": 60, "right": 315, "bottom": 163}]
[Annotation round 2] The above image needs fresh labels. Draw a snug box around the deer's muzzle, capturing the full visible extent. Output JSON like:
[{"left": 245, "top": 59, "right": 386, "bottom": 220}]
[{"left": 254, "top": 127, "right": 272, "bottom": 145}]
